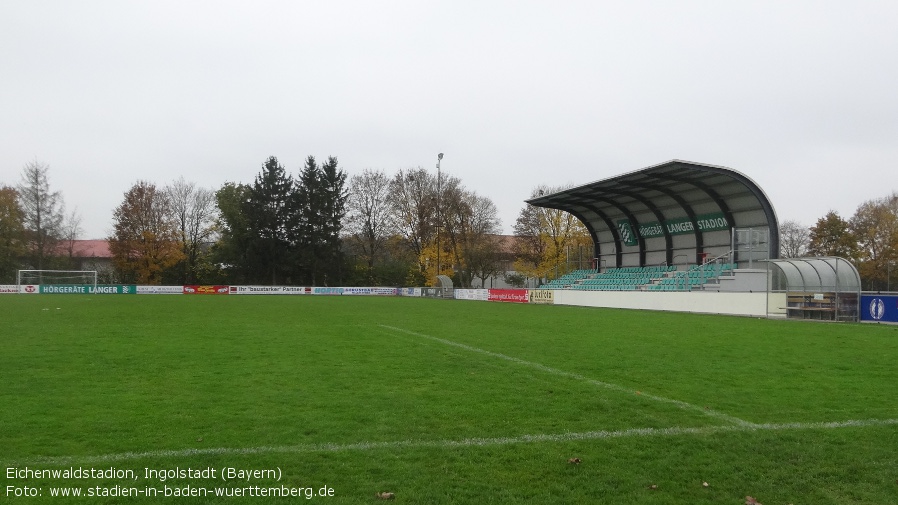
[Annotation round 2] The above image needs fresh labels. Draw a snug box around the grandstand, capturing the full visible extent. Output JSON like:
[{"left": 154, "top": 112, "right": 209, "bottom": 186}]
[
  {"left": 529, "top": 160, "right": 777, "bottom": 293},
  {"left": 527, "top": 160, "right": 778, "bottom": 273},
  {"left": 539, "top": 263, "right": 737, "bottom": 291},
  {"left": 527, "top": 160, "right": 863, "bottom": 321}
]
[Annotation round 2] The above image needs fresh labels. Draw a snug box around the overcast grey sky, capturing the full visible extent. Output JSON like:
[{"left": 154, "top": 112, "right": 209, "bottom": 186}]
[{"left": 2, "top": 0, "right": 897, "bottom": 239}]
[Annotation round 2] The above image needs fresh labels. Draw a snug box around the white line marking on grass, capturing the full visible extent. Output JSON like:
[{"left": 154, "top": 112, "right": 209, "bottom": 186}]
[
  {"left": 15, "top": 418, "right": 898, "bottom": 466},
  {"left": 379, "top": 324, "right": 756, "bottom": 427}
]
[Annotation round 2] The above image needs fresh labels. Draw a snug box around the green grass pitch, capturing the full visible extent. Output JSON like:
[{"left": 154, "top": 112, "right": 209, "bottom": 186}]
[{"left": 1, "top": 295, "right": 897, "bottom": 504}]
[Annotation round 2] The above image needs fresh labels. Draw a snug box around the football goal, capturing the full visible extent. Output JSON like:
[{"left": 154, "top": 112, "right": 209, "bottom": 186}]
[{"left": 17, "top": 270, "right": 98, "bottom": 288}]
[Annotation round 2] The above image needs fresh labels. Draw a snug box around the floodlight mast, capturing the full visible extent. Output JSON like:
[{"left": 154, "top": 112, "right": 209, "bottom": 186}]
[{"left": 436, "top": 153, "right": 443, "bottom": 280}]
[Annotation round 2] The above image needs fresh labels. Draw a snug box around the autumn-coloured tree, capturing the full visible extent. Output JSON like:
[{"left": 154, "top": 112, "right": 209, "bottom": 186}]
[
  {"left": 109, "top": 181, "right": 184, "bottom": 284},
  {"left": 849, "top": 194, "right": 898, "bottom": 290},
  {"left": 439, "top": 182, "right": 502, "bottom": 288},
  {"left": 0, "top": 186, "right": 26, "bottom": 282},
  {"left": 513, "top": 185, "right": 591, "bottom": 285},
  {"left": 386, "top": 167, "right": 501, "bottom": 287},
  {"left": 808, "top": 211, "right": 858, "bottom": 260}
]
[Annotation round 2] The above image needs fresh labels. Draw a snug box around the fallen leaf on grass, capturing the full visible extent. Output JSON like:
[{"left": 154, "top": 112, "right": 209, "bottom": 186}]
[
  {"left": 702, "top": 481, "right": 709, "bottom": 487},
  {"left": 647, "top": 484, "right": 658, "bottom": 490},
  {"left": 568, "top": 458, "right": 581, "bottom": 464},
  {"left": 745, "top": 496, "right": 762, "bottom": 505},
  {"left": 377, "top": 492, "right": 395, "bottom": 500}
]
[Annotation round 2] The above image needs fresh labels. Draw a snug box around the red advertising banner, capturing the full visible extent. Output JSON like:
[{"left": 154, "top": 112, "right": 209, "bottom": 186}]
[
  {"left": 488, "top": 289, "right": 529, "bottom": 303},
  {"left": 183, "top": 285, "right": 230, "bottom": 295}
]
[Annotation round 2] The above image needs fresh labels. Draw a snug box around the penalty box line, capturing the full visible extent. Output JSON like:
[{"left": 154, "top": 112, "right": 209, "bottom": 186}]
[
  {"left": 378, "top": 324, "right": 756, "bottom": 428},
  {"left": 15, "top": 418, "right": 898, "bottom": 467}
]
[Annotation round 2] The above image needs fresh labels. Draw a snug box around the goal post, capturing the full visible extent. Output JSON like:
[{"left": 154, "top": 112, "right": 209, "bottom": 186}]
[{"left": 17, "top": 270, "right": 99, "bottom": 289}]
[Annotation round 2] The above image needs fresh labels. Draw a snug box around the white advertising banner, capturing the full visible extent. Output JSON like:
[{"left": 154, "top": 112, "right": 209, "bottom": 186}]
[
  {"left": 136, "top": 285, "right": 184, "bottom": 294},
  {"left": 19, "top": 285, "right": 39, "bottom": 294},
  {"left": 0, "top": 285, "right": 19, "bottom": 294},
  {"left": 454, "top": 289, "right": 489, "bottom": 301},
  {"left": 343, "top": 287, "right": 398, "bottom": 296}
]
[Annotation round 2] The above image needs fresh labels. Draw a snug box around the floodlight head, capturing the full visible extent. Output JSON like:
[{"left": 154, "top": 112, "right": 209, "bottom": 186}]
[{"left": 437, "top": 153, "right": 443, "bottom": 161}]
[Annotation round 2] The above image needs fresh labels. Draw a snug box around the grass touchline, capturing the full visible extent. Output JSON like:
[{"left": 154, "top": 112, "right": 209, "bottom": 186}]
[
  {"left": 379, "top": 324, "right": 755, "bottom": 427},
  {"left": 15, "top": 418, "right": 898, "bottom": 467}
]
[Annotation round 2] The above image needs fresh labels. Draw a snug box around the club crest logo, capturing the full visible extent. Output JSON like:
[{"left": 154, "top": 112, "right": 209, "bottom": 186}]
[
  {"left": 869, "top": 298, "right": 885, "bottom": 320},
  {"left": 617, "top": 220, "right": 638, "bottom": 246}
]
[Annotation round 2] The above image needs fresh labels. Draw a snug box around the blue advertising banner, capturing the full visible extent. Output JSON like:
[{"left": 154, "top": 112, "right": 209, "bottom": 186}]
[{"left": 860, "top": 295, "right": 898, "bottom": 323}]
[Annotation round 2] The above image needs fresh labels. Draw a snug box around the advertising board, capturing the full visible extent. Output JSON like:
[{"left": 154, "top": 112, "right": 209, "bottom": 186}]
[
  {"left": 528, "top": 289, "right": 555, "bottom": 304},
  {"left": 227, "top": 286, "right": 310, "bottom": 295},
  {"left": 183, "top": 285, "right": 230, "bottom": 295},
  {"left": 343, "top": 287, "right": 398, "bottom": 296},
  {"left": 313, "top": 287, "right": 344, "bottom": 295},
  {"left": 454, "top": 289, "right": 489, "bottom": 301},
  {"left": 136, "top": 285, "right": 184, "bottom": 294},
  {"left": 487, "top": 289, "right": 529, "bottom": 303},
  {"left": 40, "top": 285, "right": 136, "bottom": 294}
]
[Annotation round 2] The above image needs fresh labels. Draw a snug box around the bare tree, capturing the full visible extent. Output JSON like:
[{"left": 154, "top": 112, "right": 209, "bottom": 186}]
[
  {"left": 165, "top": 177, "right": 217, "bottom": 284},
  {"left": 346, "top": 169, "right": 395, "bottom": 280},
  {"left": 17, "top": 160, "right": 65, "bottom": 269},
  {"left": 465, "top": 194, "right": 503, "bottom": 287},
  {"left": 513, "top": 201, "right": 547, "bottom": 280},
  {"left": 437, "top": 175, "right": 468, "bottom": 283},
  {"left": 388, "top": 168, "right": 437, "bottom": 281},
  {"left": 59, "top": 207, "right": 84, "bottom": 264},
  {"left": 779, "top": 219, "right": 810, "bottom": 258}
]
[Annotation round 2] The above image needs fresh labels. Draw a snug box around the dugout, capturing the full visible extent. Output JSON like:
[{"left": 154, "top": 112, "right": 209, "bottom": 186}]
[
  {"left": 526, "top": 160, "right": 779, "bottom": 270},
  {"left": 766, "top": 257, "right": 861, "bottom": 321}
]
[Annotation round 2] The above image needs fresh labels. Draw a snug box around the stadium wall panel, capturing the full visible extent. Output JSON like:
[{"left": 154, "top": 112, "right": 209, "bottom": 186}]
[{"left": 553, "top": 290, "right": 770, "bottom": 317}]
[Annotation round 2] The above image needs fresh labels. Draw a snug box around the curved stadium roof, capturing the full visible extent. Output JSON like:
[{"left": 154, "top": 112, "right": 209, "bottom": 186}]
[{"left": 526, "top": 160, "right": 779, "bottom": 269}]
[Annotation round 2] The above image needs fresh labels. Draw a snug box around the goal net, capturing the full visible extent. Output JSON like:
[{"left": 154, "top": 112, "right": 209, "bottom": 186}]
[{"left": 17, "top": 270, "right": 99, "bottom": 288}]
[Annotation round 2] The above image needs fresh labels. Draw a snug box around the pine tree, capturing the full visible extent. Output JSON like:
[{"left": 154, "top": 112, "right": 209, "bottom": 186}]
[
  {"left": 293, "top": 156, "right": 321, "bottom": 284},
  {"left": 245, "top": 156, "right": 294, "bottom": 284},
  {"left": 319, "top": 156, "right": 347, "bottom": 284}
]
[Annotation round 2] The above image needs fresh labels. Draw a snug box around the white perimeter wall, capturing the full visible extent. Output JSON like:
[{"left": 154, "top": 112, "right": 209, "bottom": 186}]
[
  {"left": 553, "top": 290, "right": 777, "bottom": 317},
  {"left": 455, "top": 288, "right": 785, "bottom": 318}
]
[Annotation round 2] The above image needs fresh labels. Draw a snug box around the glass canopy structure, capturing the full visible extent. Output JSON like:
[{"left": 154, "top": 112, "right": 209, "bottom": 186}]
[{"left": 766, "top": 257, "right": 861, "bottom": 321}]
